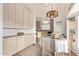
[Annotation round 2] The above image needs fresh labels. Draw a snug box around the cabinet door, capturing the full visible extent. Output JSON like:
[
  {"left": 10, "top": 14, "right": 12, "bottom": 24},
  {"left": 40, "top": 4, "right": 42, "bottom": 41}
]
[
  {"left": 24, "top": 35, "right": 30, "bottom": 47},
  {"left": 29, "top": 34, "right": 36, "bottom": 44},
  {"left": 24, "top": 34, "right": 36, "bottom": 48},
  {"left": 3, "top": 4, "right": 15, "bottom": 28},
  {"left": 15, "top": 4, "right": 24, "bottom": 28},
  {"left": 16, "top": 36, "right": 25, "bottom": 51},
  {"left": 24, "top": 8, "right": 30, "bottom": 28},
  {"left": 29, "top": 11, "right": 34, "bottom": 28},
  {"left": 3, "top": 37, "right": 17, "bottom": 56}
]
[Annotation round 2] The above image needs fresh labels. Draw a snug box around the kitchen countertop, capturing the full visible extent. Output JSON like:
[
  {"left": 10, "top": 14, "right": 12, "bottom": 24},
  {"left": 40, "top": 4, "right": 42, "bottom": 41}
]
[{"left": 3, "top": 33, "right": 36, "bottom": 38}]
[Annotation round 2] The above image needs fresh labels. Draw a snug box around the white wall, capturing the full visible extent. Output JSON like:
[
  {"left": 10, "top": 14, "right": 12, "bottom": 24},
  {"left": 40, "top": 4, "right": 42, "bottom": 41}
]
[
  {"left": 69, "top": 16, "right": 79, "bottom": 55},
  {"left": 53, "top": 4, "right": 67, "bottom": 36},
  {"left": 0, "top": 3, "right": 3, "bottom": 56},
  {"left": 67, "top": 3, "right": 79, "bottom": 55},
  {"left": 67, "top": 3, "right": 79, "bottom": 18},
  {"left": 54, "top": 18, "right": 66, "bottom": 35}
]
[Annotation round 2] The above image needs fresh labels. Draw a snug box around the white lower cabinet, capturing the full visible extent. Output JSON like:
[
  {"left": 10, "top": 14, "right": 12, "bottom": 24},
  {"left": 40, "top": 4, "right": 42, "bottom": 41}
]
[
  {"left": 24, "top": 35, "right": 30, "bottom": 47},
  {"left": 29, "top": 34, "right": 36, "bottom": 44},
  {"left": 3, "top": 37, "right": 17, "bottom": 56},
  {"left": 16, "top": 36, "right": 25, "bottom": 52},
  {"left": 24, "top": 34, "right": 36, "bottom": 48},
  {"left": 4, "top": 33, "right": 35, "bottom": 56}
]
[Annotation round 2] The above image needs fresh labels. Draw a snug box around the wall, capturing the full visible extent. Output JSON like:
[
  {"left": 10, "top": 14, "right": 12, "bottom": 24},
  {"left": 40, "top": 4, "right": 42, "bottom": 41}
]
[
  {"left": 71, "top": 16, "right": 79, "bottom": 55},
  {"left": 67, "top": 3, "right": 79, "bottom": 55},
  {"left": 0, "top": 3, "right": 3, "bottom": 56},
  {"left": 67, "top": 16, "right": 79, "bottom": 55},
  {"left": 67, "top": 4, "right": 79, "bottom": 18},
  {"left": 52, "top": 4, "right": 69, "bottom": 37},
  {"left": 54, "top": 18, "right": 66, "bottom": 35},
  {"left": 53, "top": 6, "right": 67, "bottom": 36}
]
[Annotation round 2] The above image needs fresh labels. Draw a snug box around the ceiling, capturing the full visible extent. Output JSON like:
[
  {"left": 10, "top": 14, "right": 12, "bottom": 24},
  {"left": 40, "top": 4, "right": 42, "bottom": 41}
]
[{"left": 22, "top": 3, "right": 72, "bottom": 21}]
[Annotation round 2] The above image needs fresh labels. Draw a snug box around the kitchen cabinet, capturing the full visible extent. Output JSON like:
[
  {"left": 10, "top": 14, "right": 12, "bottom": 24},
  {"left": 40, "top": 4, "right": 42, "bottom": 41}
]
[
  {"left": 3, "top": 33, "right": 35, "bottom": 56},
  {"left": 29, "top": 10, "right": 34, "bottom": 28},
  {"left": 24, "top": 8, "right": 34, "bottom": 28},
  {"left": 15, "top": 4, "right": 34, "bottom": 29},
  {"left": 24, "top": 34, "right": 36, "bottom": 47},
  {"left": 3, "top": 4, "right": 15, "bottom": 28},
  {"left": 41, "top": 36, "right": 55, "bottom": 54},
  {"left": 29, "top": 34, "right": 36, "bottom": 45},
  {"left": 24, "top": 8, "right": 30, "bottom": 28},
  {"left": 24, "top": 34, "right": 30, "bottom": 47},
  {"left": 3, "top": 4, "right": 34, "bottom": 29},
  {"left": 3, "top": 37, "right": 17, "bottom": 56},
  {"left": 16, "top": 36, "right": 25, "bottom": 52},
  {"left": 15, "top": 4, "right": 24, "bottom": 28}
]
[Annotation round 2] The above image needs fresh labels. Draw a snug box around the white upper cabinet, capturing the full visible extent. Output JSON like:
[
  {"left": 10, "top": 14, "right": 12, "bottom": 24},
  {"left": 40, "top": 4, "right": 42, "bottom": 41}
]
[
  {"left": 29, "top": 10, "right": 34, "bottom": 28},
  {"left": 3, "top": 4, "right": 34, "bottom": 29},
  {"left": 15, "top": 4, "right": 24, "bottom": 28},
  {"left": 24, "top": 8, "right": 34, "bottom": 28},
  {"left": 24, "top": 7, "right": 30, "bottom": 28},
  {"left": 15, "top": 4, "right": 34, "bottom": 29},
  {"left": 3, "top": 4, "right": 15, "bottom": 28}
]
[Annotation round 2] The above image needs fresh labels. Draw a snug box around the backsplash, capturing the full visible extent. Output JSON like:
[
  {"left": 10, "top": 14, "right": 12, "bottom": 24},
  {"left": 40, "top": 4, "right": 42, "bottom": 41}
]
[{"left": 3, "top": 28, "right": 36, "bottom": 37}]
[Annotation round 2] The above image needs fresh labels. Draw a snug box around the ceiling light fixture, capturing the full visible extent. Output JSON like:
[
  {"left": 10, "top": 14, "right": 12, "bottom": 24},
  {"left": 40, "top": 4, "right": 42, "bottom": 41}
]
[
  {"left": 46, "top": 4, "right": 58, "bottom": 32},
  {"left": 47, "top": 10, "right": 58, "bottom": 18},
  {"left": 43, "top": 3, "right": 50, "bottom": 7}
]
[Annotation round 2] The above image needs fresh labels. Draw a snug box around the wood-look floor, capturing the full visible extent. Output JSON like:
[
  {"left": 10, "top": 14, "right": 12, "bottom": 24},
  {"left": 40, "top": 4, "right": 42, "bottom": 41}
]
[
  {"left": 13, "top": 44, "right": 77, "bottom": 56},
  {"left": 13, "top": 44, "right": 42, "bottom": 56}
]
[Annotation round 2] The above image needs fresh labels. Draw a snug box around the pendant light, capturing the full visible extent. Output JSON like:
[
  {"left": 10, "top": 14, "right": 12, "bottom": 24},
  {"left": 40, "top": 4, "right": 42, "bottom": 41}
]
[
  {"left": 47, "top": 10, "right": 58, "bottom": 18},
  {"left": 46, "top": 3, "right": 58, "bottom": 19},
  {"left": 46, "top": 3, "right": 58, "bottom": 32}
]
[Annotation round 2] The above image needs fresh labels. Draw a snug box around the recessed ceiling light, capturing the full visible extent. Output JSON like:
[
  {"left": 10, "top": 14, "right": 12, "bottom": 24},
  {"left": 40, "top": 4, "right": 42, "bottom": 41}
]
[
  {"left": 42, "top": 20, "right": 50, "bottom": 24},
  {"left": 47, "top": 17, "right": 50, "bottom": 19},
  {"left": 43, "top": 3, "right": 50, "bottom": 7}
]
